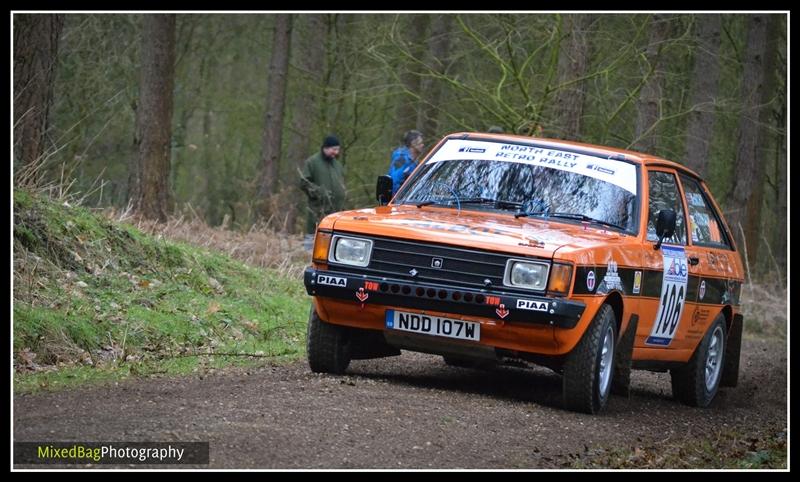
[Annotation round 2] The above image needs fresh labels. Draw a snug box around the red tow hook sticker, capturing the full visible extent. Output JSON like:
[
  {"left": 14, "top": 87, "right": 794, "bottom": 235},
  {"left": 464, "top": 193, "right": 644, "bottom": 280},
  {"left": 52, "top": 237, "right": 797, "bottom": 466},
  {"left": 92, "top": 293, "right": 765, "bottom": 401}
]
[
  {"left": 496, "top": 304, "right": 509, "bottom": 319},
  {"left": 356, "top": 287, "right": 369, "bottom": 309}
]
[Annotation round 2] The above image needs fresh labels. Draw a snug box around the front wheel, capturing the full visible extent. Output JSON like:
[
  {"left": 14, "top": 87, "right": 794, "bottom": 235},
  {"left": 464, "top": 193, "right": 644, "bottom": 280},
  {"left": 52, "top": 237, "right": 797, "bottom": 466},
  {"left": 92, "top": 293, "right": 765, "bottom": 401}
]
[
  {"left": 562, "top": 304, "right": 617, "bottom": 414},
  {"left": 671, "top": 314, "right": 726, "bottom": 407},
  {"left": 307, "top": 307, "right": 351, "bottom": 374}
]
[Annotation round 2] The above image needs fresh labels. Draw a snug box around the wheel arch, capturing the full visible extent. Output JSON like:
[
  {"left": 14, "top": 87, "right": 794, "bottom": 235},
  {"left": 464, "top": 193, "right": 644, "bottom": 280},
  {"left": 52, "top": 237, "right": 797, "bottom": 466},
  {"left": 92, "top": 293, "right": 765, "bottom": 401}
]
[
  {"left": 603, "top": 291, "right": 624, "bottom": 339},
  {"left": 720, "top": 304, "right": 734, "bottom": 332}
]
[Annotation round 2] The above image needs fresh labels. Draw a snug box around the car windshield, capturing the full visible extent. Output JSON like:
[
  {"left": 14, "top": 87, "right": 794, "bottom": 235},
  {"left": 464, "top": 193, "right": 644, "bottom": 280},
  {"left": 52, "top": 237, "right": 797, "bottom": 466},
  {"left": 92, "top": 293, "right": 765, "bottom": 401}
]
[{"left": 395, "top": 139, "right": 639, "bottom": 233}]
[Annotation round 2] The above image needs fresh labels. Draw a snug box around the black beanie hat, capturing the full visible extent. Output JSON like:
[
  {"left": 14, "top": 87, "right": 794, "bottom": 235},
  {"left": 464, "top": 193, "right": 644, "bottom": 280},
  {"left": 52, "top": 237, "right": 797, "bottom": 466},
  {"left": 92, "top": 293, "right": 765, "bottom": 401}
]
[{"left": 322, "top": 135, "right": 340, "bottom": 148}]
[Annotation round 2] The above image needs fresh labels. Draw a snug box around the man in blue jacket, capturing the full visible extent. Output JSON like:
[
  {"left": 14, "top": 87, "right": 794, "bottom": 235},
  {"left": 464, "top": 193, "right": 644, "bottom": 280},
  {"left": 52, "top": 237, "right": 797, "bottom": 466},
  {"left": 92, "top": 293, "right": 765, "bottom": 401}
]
[{"left": 388, "top": 130, "right": 425, "bottom": 196}]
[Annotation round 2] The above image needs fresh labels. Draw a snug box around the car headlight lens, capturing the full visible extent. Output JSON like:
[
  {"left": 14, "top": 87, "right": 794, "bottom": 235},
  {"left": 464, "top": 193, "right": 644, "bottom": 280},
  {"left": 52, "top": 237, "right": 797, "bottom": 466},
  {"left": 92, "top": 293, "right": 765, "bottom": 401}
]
[
  {"left": 505, "top": 259, "right": 549, "bottom": 291},
  {"left": 329, "top": 236, "right": 373, "bottom": 267}
]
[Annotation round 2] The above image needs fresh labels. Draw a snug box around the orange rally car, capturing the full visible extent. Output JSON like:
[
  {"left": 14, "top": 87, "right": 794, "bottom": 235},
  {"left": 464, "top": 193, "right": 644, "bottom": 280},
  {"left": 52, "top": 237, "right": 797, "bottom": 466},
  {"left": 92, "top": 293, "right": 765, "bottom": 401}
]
[{"left": 303, "top": 132, "right": 745, "bottom": 414}]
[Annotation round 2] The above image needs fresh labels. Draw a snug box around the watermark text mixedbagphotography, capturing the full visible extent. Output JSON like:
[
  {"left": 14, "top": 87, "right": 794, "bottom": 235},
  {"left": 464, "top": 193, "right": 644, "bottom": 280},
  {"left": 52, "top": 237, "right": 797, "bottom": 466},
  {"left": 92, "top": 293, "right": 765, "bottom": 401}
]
[{"left": 14, "top": 442, "right": 209, "bottom": 465}]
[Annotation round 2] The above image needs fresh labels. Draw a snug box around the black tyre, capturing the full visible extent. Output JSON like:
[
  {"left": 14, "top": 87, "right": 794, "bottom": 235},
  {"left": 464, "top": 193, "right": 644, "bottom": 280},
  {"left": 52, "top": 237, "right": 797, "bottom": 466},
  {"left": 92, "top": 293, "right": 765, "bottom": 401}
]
[
  {"left": 562, "top": 304, "right": 617, "bottom": 414},
  {"left": 307, "top": 307, "right": 351, "bottom": 374},
  {"left": 671, "top": 314, "right": 726, "bottom": 407}
]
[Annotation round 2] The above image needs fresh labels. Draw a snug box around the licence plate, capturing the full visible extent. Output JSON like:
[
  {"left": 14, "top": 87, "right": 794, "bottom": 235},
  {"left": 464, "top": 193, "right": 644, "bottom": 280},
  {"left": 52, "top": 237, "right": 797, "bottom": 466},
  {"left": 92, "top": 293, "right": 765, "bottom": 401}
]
[{"left": 385, "top": 310, "right": 480, "bottom": 341}]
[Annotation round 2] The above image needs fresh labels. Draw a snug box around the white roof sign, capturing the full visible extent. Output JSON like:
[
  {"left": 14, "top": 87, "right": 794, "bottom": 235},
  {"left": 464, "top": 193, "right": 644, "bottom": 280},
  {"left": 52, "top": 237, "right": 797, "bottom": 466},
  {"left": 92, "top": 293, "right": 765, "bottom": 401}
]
[{"left": 427, "top": 139, "right": 638, "bottom": 195}]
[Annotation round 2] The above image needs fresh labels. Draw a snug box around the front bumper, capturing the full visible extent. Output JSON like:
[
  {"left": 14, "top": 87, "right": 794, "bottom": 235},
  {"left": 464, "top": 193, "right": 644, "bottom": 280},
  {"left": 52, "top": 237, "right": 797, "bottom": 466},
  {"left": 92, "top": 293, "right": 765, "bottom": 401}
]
[{"left": 303, "top": 267, "right": 585, "bottom": 329}]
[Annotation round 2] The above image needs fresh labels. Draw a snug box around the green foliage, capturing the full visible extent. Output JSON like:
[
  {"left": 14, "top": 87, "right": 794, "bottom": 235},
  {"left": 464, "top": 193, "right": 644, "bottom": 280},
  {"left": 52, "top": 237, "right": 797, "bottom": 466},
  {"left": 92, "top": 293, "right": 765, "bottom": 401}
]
[
  {"left": 13, "top": 189, "right": 309, "bottom": 392},
  {"left": 21, "top": 13, "right": 787, "bottom": 272}
]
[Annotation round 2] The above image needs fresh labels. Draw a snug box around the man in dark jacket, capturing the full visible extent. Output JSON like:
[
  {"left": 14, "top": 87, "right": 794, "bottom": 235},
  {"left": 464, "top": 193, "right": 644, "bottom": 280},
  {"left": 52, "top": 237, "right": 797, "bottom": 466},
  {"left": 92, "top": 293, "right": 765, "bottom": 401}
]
[{"left": 299, "top": 135, "right": 346, "bottom": 238}]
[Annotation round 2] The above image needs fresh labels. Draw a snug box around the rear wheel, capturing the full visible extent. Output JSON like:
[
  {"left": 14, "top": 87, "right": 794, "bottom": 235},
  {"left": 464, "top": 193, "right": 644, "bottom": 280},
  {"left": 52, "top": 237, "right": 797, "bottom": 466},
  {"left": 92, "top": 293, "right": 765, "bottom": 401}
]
[
  {"left": 671, "top": 314, "right": 726, "bottom": 407},
  {"left": 307, "top": 307, "right": 351, "bottom": 374},
  {"left": 562, "top": 304, "right": 617, "bottom": 414}
]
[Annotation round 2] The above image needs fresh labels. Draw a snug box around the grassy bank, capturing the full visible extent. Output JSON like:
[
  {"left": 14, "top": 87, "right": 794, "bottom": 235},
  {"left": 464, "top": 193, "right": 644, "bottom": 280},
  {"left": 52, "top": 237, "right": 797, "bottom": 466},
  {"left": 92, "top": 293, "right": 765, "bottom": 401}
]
[{"left": 13, "top": 189, "right": 310, "bottom": 393}]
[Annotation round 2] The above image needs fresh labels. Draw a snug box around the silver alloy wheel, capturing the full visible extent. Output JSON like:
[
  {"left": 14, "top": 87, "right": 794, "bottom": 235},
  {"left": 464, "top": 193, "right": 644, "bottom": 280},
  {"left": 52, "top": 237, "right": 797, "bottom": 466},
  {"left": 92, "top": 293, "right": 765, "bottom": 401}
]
[
  {"left": 705, "top": 325, "right": 724, "bottom": 391},
  {"left": 598, "top": 324, "right": 614, "bottom": 397}
]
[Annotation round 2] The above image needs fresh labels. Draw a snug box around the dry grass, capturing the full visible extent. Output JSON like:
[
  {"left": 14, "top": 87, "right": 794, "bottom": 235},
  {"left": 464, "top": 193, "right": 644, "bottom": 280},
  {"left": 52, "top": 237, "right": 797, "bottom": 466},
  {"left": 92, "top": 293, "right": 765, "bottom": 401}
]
[
  {"left": 102, "top": 206, "right": 309, "bottom": 279},
  {"left": 740, "top": 278, "right": 787, "bottom": 337}
]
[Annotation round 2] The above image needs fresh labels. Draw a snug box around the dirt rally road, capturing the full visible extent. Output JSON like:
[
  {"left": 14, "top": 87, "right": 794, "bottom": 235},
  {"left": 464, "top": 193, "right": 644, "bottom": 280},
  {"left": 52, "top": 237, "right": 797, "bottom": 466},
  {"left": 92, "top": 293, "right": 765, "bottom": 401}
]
[{"left": 14, "top": 336, "right": 786, "bottom": 469}]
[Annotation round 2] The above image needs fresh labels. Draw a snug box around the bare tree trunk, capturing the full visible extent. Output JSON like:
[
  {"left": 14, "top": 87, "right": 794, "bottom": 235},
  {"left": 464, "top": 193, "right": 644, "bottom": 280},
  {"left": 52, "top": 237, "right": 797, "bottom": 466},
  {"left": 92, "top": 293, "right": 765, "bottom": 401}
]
[
  {"left": 395, "top": 14, "right": 431, "bottom": 133},
  {"left": 131, "top": 14, "right": 176, "bottom": 222},
  {"left": 771, "top": 43, "right": 787, "bottom": 276},
  {"left": 419, "top": 14, "right": 453, "bottom": 140},
  {"left": 552, "top": 14, "right": 594, "bottom": 141},
  {"left": 770, "top": 94, "right": 787, "bottom": 278},
  {"left": 256, "top": 14, "right": 293, "bottom": 218},
  {"left": 683, "top": 14, "right": 722, "bottom": 177},
  {"left": 285, "top": 14, "right": 326, "bottom": 233},
  {"left": 331, "top": 16, "right": 356, "bottom": 142},
  {"left": 202, "top": 99, "right": 220, "bottom": 225},
  {"left": 632, "top": 14, "right": 674, "bottom": 154},
  {"left": 13, "top": 14, "right": 64, "bottom": 185},
  {"left": 730, "top": 15, "right": 779, "bottom": 269}
]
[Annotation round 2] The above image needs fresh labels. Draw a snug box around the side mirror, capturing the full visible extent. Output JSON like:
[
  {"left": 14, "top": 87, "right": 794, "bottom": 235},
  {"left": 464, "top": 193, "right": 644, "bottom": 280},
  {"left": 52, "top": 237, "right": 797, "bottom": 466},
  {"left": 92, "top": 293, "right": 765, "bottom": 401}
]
[
  {"left": 376, "top": 175, "right": 393, "bottom": 205},
  {"left": 654, "top": 209, "right": 677, "bottom": 250}
]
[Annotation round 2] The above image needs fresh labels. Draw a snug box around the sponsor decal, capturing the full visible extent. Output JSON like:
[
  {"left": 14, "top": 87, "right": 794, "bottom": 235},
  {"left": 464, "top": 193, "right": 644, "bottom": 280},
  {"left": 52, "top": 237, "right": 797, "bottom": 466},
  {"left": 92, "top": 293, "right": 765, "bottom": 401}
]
[
  {"left": 633, "top": 271, "right": 642, "bottom": 294},
  {"left": 586, "top": 164, "right": 615, "bottom": 175},
  {"left": 688, "top": 192, "right": 706, "bottom": 207},
  {"left": 484, "top": 296, "right": 501, "bottom": 306},
  {"left": 601, "top": 260, "right": 624, "bottom": 291},
  {"left": 706, "top": 252, "right": 733, "bottom": 274},
  {"left": 518, "top": 238, "right": 545, "bottom": 248},
  {"left": 586, "top": 271, "right": 596, "bottom": 292},
  {"left": 699, "top": 280, "right": 706, "bottom": 301},
  {"left": 646, "top": 246, "right": 689, "bottom": 346},
  {"left": 427, "top": 139, "right": 638, "bottom": 194},
  {"left": 318, "top": 275, "right": 346, "bottom": 287},
  {"left": 431, "top": 257, "right": 444, "bottom": 269},
  {"left": 496, "top": 304, "right": 509, "bottom": 319},
  {"left": 516, "top": 299, "right": 549, "bottom": 311},
  {"left": 355, "top": 287, "right": 369, "bottom": 303},
  {"left": 692, "top": 308, "right": 710, "bottom": 326}
]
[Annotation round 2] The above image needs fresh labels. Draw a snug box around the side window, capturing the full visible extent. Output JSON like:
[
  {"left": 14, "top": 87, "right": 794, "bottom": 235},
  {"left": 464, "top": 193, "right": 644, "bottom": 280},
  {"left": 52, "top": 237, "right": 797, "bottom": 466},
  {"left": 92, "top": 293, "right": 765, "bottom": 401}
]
[
  {"left": 647, "top": 171, "right": 687, "bottom": 245},
  {"left": 679, "top": 175, "right": 732, "bottom": 249}
]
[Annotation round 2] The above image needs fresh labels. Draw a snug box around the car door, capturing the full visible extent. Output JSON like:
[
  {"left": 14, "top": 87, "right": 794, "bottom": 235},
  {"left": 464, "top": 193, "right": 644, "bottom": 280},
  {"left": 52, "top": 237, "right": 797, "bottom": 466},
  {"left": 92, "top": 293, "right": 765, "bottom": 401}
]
[
  {"left": 677, "top": 173, "right": 741, "bottom": 344},
  {"left": 637, "top": 168, "right": 697, "bottom": 354}
]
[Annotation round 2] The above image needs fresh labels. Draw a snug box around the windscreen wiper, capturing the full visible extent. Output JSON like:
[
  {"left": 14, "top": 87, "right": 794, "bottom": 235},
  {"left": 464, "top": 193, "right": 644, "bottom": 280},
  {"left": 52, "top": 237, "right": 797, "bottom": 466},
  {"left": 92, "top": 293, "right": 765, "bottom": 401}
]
[
  {"left": 415, "top": 197, "right": 520, "bottom": 209},
  {"left": 458, "top": 198, "right": 522, "bottom": 209},
  {"left": 516, "top": 211, "right": 626, "bottom": 231}
]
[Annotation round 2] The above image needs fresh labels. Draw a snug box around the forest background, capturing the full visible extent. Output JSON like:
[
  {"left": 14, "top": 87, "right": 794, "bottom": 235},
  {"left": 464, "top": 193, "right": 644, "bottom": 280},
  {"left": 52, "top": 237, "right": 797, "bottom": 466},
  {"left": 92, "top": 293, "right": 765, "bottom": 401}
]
[{"left": 13, "top": 12, "right": 787, "bottom": 282}]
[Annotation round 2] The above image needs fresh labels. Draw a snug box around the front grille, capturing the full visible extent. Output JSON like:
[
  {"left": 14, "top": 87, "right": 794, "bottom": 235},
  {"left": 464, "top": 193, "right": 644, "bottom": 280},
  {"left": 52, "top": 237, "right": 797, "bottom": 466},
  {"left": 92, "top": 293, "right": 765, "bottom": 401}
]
[{"left": 332, "top": 234, "right": 544, "bottom": 292}]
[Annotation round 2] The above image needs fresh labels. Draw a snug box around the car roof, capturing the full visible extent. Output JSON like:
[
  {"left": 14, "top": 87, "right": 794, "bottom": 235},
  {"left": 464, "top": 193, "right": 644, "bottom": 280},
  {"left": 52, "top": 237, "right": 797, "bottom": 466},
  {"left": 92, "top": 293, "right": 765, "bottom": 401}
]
[{"left": 454, "top": 132, "right": 703, "bottom": 180}]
